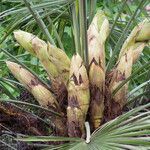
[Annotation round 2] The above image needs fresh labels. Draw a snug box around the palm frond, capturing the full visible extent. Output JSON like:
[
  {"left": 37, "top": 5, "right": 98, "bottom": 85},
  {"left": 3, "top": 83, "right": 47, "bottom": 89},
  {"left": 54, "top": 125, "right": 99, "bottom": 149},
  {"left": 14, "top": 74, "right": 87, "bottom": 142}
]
[
  {"left": 71, "top": 1, "right": 81, "bottom": 54},
  {"left": 23, "top": 0, "right": 56, "bottom": 45},
  {"left": 89, "top": 0, "right": 97, "bottom": 24},
  {"left": 69, "top": 103, "right": 150, "bottom": 150},
  {"left": 79, "top": 0, "right": 88, "bottom": 65},
  {"left": 0, "top": 140, "right": 17, "bottom": 150},
  {"left": 0, "top": 83, "right": 16, "bottom": 99},
  {"left": 16, "top": 135, "right": 82, "bottom": 142},
  {"left": 0, "top": 99, "right": 61, "bottom": 116}
]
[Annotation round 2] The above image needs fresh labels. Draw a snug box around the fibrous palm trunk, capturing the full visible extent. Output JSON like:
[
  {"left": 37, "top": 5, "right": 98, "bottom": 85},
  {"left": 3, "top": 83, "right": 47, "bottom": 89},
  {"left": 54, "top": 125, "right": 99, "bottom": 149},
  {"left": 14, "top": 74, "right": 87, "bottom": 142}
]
[{"left": 0, "top": 102, "right": 48, "bottom": 136}]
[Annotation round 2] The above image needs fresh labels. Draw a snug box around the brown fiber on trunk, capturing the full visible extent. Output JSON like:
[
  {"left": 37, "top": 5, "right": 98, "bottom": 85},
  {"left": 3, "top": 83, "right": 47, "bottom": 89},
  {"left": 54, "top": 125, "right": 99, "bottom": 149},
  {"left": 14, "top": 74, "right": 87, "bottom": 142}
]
[
  {"left": 102, "top": 72, "right": 123, "bottom": 123},
  {"left": 88, "top": 84, "right": 104, "bottom": 131},
  {"left": 0, "top": 102, "right": 48, "bottom": 136},
  {"left": 67, "top": 115, "right": 83, "bottom": 138},
  {"left": 51, "top": 80, "right": 68, "bottom": 113},
  {"left": 40, "top": 110, "right": 68, "bottom": 137},
  {"left": 102, "top": 86, "right": 122, "bottom": 123},
  {"left": 67, "top": 95, "right": 85, "bottom": 138},
  {"left": 53, "top": 117, "right": 68, "bottom": 137},
  {"left": 0, "top": 102, "right": 68, "bottom": 139}
]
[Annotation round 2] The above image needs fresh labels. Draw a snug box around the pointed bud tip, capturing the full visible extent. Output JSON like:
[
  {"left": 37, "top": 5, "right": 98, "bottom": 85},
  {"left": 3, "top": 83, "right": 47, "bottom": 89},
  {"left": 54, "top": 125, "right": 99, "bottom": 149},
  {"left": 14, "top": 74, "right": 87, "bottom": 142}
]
[
  {"left": 13, "top": 30, "right": 32, "bottom": 40},
  {"left": 97, "top": 10, "right": 104, "bottom": 15},
  {"left": 13, "top": 30, "right": 24, "bottom": 38},
  {"left": 6, "top": 61, "right": 15, "bottom": 67},
  {"left": 96, "top": 9, "right": 107, "bottom": 19},
  {"left": 73, "top": 53, "right": 82, "bottom": 60},
  {"left": 13, "top": 30, "right": 21, "bottom": 34},
  {"left": 71, "top": 53, "right": 83, "bottom": 67},
  {"left": 6, "top": 61, "right": 20, "bottom": 70}
]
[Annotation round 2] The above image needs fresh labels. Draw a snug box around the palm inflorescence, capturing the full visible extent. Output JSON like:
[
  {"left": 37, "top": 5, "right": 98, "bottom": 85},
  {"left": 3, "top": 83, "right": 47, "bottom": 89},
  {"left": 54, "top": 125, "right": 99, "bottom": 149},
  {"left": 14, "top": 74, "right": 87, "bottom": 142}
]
[{"left": 4, "top": 11, "right": 150, "bottom": 141}]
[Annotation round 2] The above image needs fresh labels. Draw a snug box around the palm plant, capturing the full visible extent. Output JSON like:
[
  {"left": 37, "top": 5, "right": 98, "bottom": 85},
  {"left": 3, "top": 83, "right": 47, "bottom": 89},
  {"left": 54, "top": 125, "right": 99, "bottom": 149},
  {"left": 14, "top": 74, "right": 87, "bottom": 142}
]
[{"left": 0, "top": 0, "right": 150, "bottom": 149}]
